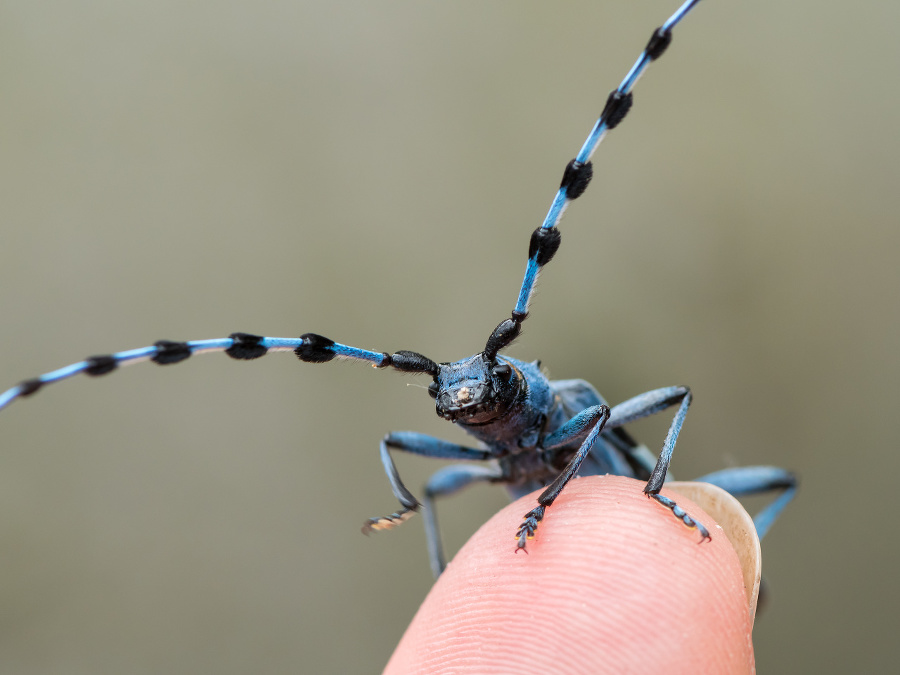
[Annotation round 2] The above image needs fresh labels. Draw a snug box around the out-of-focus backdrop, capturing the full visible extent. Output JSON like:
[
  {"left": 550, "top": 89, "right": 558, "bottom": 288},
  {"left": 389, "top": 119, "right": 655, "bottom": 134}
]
[{"left": 1, "top": 1, "right": 896, "bottom": 672}]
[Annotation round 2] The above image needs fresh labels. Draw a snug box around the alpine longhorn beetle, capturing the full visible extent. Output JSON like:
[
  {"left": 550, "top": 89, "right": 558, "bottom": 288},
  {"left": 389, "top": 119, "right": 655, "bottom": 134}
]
[{"left": 0, "top": 0, "right": 796, "bottom": 578}]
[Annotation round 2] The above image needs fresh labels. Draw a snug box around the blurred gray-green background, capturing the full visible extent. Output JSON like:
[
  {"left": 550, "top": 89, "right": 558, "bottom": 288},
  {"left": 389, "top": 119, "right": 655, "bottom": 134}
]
[{"left": 1, "top": 1, "right": 896, "bottom": 672}]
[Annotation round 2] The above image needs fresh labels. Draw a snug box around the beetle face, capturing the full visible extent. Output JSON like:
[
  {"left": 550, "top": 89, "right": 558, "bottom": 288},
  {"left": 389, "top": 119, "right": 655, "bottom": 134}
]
[{"left": 429, "top": 354, "right": 521, "bottom": 424}]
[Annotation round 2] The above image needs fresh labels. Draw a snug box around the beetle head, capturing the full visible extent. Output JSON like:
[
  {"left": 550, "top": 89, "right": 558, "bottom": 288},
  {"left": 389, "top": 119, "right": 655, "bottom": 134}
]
[{"left": 429, "top": 353, "right": 521, "bottom": 424}]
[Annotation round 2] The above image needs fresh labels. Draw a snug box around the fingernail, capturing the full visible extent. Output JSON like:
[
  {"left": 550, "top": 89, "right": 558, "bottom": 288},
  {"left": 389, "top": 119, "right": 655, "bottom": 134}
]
[{"left": 668, "top": 481, "right": 762, "bottom": 625}]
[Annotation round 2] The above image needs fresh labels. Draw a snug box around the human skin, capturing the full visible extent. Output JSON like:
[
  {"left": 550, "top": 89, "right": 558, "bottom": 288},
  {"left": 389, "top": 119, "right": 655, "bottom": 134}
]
[{"left": 385, "top": 474, "right": 755, "bottom": 674}]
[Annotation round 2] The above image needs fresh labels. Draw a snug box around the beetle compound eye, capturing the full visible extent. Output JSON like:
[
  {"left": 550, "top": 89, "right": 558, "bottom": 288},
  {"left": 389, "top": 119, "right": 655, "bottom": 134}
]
[
  {"left": 427, "top": 381, "right": 439, "bottom": 398},
  {"left": 493, "top": 364, "right": 512, "bottom": 381}
]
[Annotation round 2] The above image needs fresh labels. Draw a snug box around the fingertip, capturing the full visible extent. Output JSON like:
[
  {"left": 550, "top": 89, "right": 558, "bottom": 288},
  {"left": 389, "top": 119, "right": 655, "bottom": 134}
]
[
  {"left": 386, "top": 475, "right": 755, "bottom": 674},
  {"left": 667, "top": 480, "right": 762, "bottom": 625}
]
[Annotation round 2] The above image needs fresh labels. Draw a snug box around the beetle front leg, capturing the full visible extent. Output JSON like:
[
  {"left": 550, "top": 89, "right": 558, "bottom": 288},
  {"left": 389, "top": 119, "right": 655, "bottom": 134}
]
[
  {"left": 362, "top": 432, "right": 491, "bottom": 534},
  {"left": 516, "top": 404, "right": 610, "bottom": 550}
]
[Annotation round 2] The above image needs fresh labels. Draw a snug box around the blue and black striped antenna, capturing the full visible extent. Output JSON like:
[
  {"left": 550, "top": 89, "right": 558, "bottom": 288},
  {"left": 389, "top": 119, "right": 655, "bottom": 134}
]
[
  {"left": 485, "top": 0, "right": 703, "bottom": 360},
  {"left": 514, "top": 0, "right": 700, "bottom": 318},
  {"left": 0, "top": 0, "right": 704, "bottom": 412}
]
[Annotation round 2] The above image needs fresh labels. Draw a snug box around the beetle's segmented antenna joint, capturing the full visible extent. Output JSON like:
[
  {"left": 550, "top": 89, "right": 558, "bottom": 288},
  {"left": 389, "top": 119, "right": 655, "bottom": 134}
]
[
  {"left": 645, "top": 27, "right": 673, "bottom": 61},
  {"left": 18, "top": 379, "right": 43, "bottom": 397},
  {"left": 528, "top": 226, "right": 562, "bottom": 267},
  {"left": 559, "top": 160, "right": 593, "bottom": 200},
  {"left": 85, "top": 355, "right": 118, "bottom": 376},
  {"left": 225, "top": 333, "right": 268, "bottom": 360},
  {"left": 295, "top": 333, "right": 336, "bottom": 363},
  {"left": 484, "top": 317, "right": 522, "bottom": 361},
  {"left": 600, "top": 90, "right": 633, "bottom": 130},
  {"left": 151, "top": 340, "right": 192, "bottom": 365},
  {"left": 388, "top": 351, "right": 439, "bottom": 376}
]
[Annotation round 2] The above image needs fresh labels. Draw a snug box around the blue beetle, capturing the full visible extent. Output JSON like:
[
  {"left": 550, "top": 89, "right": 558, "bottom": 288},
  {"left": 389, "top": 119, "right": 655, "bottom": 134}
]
[{"left": 0, "top": 0, "right": 796, "bottom": 578}]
